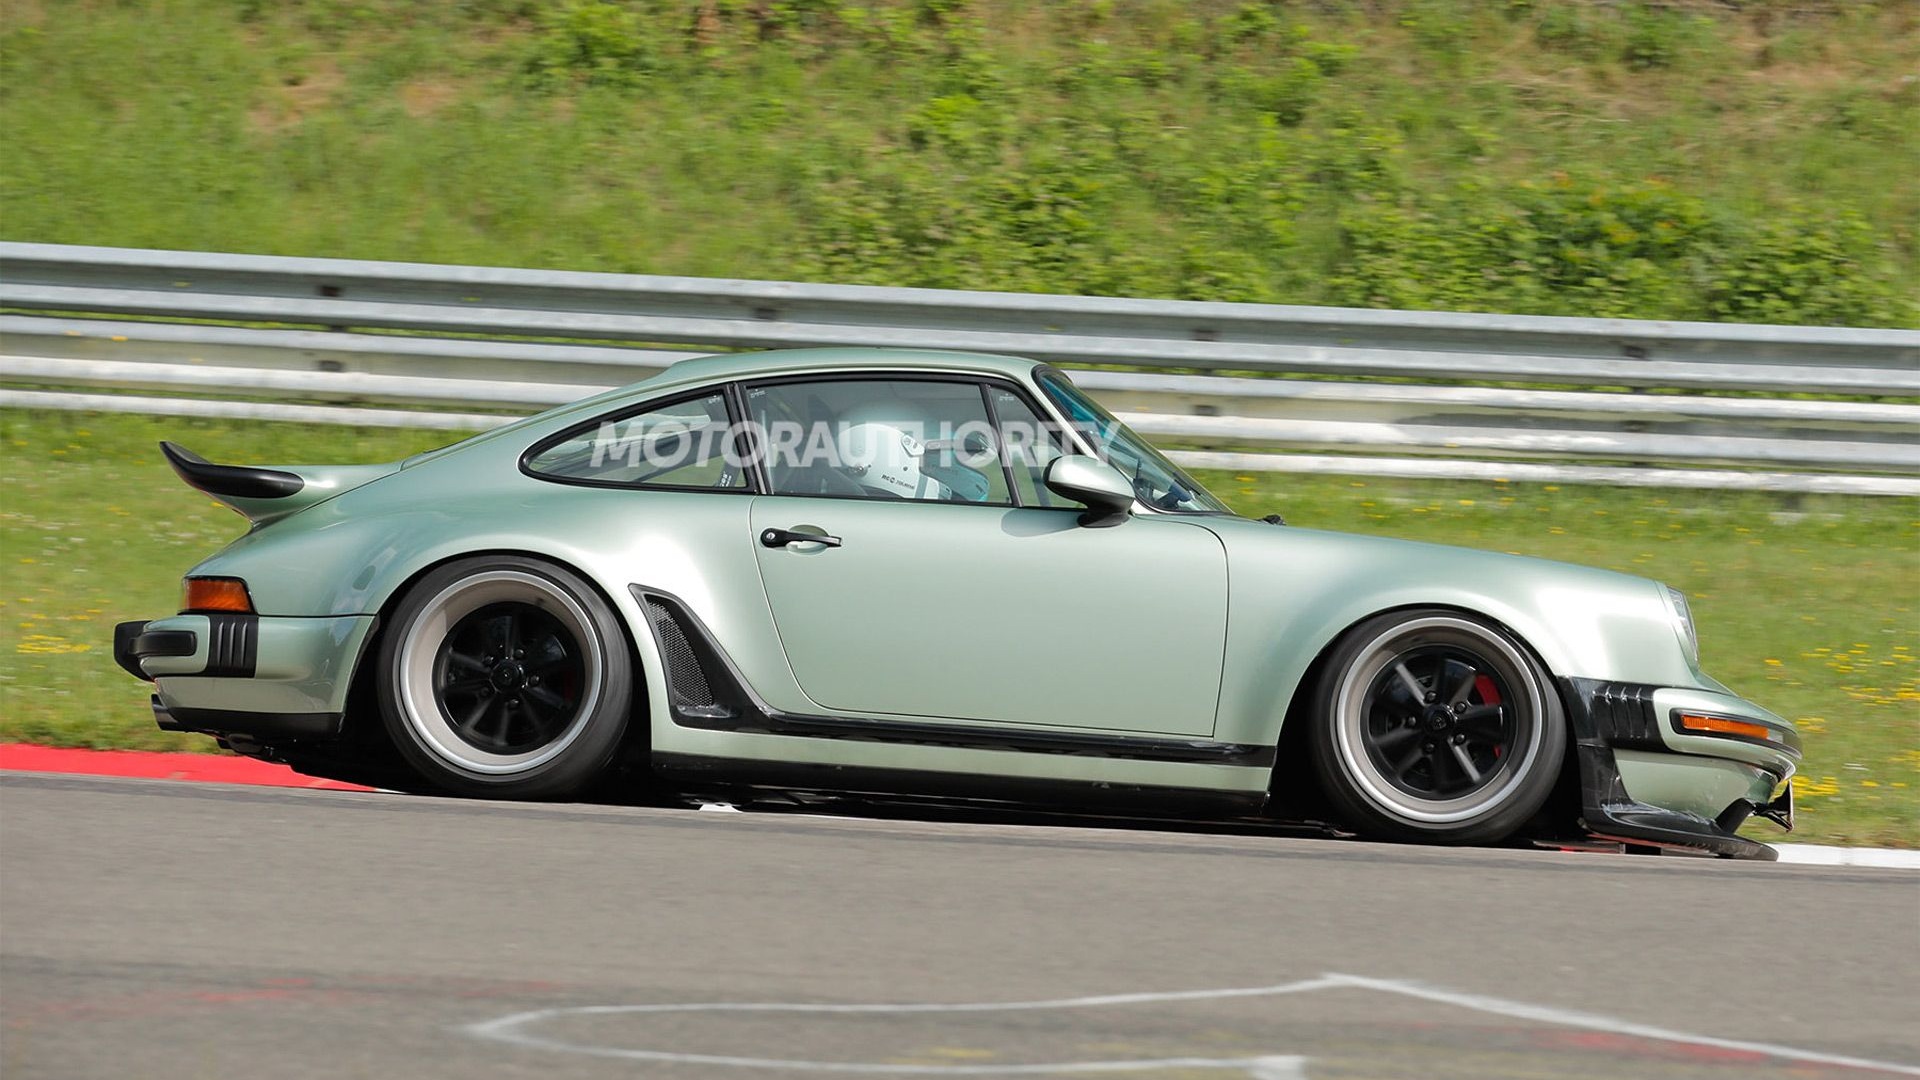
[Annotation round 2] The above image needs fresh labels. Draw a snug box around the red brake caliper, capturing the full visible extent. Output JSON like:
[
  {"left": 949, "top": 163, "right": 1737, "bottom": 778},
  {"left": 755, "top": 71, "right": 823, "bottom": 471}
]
[{"left": 1475, "top": 675, "right": 1503, "bottom": 758}]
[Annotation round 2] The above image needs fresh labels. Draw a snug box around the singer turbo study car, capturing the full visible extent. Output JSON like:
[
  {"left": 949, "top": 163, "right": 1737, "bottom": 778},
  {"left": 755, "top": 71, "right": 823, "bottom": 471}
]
[{"left": 113, "top": 348, "right": 1798, "bottom": 857}]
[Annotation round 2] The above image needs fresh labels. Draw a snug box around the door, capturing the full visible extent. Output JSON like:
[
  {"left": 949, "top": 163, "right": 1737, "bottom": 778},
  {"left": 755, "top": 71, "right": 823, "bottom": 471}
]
[{"left": 743, "top": 376, "right": 1228, "bottom": 736}]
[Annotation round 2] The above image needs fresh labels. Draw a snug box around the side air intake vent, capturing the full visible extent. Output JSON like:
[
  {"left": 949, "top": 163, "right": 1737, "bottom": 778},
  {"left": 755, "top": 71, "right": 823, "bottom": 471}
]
[
  {"left": 645, "top": 597, "right": 716, "bottom": 711},
  {"left": 1589, "top": 681, "right": 1661, "bottom": 748},
  {"left": 632, "top": 588, "right": 743, "bottom": 723}
]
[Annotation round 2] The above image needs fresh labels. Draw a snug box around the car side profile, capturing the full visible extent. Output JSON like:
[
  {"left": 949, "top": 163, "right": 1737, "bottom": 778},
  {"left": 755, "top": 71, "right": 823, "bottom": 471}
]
[{"left": 113, "top": 348, "right": 1799, "bottom": 856}]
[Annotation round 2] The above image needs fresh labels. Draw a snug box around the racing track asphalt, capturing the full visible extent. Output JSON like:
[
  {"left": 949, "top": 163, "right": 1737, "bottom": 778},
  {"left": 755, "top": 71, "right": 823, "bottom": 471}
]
[{"left": 2, "top": 771, "right": 1916, "bottom": 1080}]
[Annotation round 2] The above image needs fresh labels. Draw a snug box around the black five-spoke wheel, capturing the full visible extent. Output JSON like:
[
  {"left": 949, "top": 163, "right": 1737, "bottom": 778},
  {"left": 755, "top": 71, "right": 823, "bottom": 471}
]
[
  {"left": 434, "top": 603, "right": 587, "bottom": 756},
  {"left": 1359, "top": 645, "right": 1514, "bottom": 801},
  {"left": 377, "top": 556, "right": 633, "bottom": 799},
  {"left": 1309, "top": 609, "right": 1566, "bottom": 845}
]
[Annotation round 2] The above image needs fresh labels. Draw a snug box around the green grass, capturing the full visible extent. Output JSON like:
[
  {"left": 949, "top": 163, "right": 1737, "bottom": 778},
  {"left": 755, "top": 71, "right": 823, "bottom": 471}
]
[
  {"left": 1, "top": 0, "right": 1914, "bottom": 324},
  {"left": 2, "top": 408, "right": 1913, "bottom": 846}
]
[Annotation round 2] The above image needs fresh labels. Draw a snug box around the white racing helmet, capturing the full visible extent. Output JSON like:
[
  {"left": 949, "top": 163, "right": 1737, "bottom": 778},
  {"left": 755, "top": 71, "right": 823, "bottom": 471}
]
[{"left": 834, "top": 407, "right": 993, "bottom": 503}]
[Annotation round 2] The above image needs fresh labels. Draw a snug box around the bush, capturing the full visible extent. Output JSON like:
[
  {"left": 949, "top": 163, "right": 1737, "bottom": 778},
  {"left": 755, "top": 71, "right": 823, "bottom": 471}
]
[
  {"left": 1330, "top": 178, "right": 1911, "bottom": 325},
  {"left": 1332, "top": 179, "right": 1715, "bottom": 317},
  {"left": 524, "top": 1, "right": 662, "bottom": 89},
  {"left": 1620, "top": 3, "right": 1719, "bottom": 71},
  {"left": 1702, "top": 210, "right": 1911, "bottom": 327}
]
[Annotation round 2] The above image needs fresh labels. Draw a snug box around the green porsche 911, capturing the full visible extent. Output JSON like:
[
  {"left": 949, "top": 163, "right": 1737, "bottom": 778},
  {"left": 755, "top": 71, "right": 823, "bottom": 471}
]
[{"left": 113, "top": 348, "right": 1799, "bottom": 857}]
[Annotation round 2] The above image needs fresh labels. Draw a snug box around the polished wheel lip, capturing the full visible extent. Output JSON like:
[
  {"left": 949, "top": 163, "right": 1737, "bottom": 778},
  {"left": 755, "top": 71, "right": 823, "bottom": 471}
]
[
  {"left": 397, "top": 570, "right": 603, "bottom": 776},
  {"left": 1331, "top": 615, "right": 1545, "bottom": 825}
]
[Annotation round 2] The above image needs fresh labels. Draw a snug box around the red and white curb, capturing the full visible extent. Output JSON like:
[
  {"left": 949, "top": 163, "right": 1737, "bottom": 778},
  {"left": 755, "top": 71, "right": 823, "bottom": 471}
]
[
  {"left": 0, "top": 743, "right": 372, "bottom": 791},
  {"left": 3, "top": 744, "right": 1913, "bottom": 868}
]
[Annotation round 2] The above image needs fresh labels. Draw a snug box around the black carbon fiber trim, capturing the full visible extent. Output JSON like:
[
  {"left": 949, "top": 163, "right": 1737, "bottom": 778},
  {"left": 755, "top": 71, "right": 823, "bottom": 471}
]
[
  {"left": 202, "top": 613, "right": 258, "bottom": 678},
  {"left": 1564, "top": 678, "right": 1662, "bottom": 750},
  {"left": 154, "top": 698, "right": 339, "bottom": 739},
  {"left": 644, "top": 597, "right": 717, "bottom": 711},
  {"left": 1557, "top": 677, "right": 1777, "bottom": 859},
  {"left": 1597, "top": 681, "right": 1661, "bottom": 746}
]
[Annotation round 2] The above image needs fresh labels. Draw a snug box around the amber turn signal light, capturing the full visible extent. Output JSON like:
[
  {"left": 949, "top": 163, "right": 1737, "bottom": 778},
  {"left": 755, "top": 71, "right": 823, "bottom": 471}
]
[
  {"left": 1677, "top": 713, "right": 1776, "bottom": 742},
  {"left": 182, "top": 577, "right": 254, "bottom": 614}
]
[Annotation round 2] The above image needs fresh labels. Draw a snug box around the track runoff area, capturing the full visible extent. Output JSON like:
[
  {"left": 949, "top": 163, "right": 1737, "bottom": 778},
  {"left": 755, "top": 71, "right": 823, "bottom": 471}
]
[{"left": 3, "top": 761, "right": 1916, "bottom": 1080}]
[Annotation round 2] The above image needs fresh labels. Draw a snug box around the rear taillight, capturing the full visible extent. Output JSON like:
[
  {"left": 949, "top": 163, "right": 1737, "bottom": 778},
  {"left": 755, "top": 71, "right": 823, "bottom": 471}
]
[{"left": 182, "top": 577, "right": 254, "bottom": 614}]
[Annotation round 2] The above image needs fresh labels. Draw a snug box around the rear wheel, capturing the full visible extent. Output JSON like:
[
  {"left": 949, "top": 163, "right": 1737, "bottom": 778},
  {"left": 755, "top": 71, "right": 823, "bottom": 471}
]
[
  {"left": 1308, "top": 609, "right": 1565, "bottom": 845},
  {"left": 377, "top": 556, "right": 633, "bottom": 799}
]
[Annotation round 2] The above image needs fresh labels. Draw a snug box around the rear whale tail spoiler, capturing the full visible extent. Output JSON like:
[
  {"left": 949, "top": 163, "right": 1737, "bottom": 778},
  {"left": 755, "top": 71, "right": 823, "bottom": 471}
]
[{"left": 159, "top": 441, "right": 399, "bottom": 526}]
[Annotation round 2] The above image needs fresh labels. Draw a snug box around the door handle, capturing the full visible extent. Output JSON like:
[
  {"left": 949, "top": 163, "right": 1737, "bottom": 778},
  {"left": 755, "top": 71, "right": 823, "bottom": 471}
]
[{"left": 761, "top": 527, "right": 842, "bottom": 550}]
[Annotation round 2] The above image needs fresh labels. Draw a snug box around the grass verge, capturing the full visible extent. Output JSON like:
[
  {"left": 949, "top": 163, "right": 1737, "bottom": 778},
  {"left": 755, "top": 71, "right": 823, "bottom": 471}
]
[{"left": 2, "top": 408, "right": 1913, "bottom": 845}]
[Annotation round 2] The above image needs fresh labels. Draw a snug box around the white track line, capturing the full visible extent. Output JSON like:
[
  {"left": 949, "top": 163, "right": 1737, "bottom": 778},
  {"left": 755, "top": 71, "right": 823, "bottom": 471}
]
[
  {"left": 1324, "top": 975, "right": 1920, "bottom": 1076},
  {"left": 465, "top": 973, "right": 1920, "bottom": 1076},
  {"left": 1774, "top": 844, "right": 1920, "bottom": 869},
  {"left": 464, "top": 978, "right": 1349, "bottom": 1075}
]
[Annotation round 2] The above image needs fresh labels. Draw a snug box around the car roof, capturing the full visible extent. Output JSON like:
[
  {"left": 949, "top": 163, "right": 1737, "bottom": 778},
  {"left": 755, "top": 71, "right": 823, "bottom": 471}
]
[
  {"left": 400, "top": 349, "right": 1051, "bottom": 469},
  {"left": 643, "top": 347, "right": 1046, "bottom": 394}
]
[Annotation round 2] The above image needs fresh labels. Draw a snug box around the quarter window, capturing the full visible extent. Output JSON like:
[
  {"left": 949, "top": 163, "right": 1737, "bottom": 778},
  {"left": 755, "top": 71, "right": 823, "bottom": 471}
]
[{"left": 525, "top": 392, "right": 746, "bottom": 489}]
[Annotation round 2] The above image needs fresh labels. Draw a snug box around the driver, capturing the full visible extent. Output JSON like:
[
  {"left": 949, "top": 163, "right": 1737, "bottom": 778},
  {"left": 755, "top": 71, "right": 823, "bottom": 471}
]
[{"left": 833, "top": 403, "right": 993, "bottom": 503}]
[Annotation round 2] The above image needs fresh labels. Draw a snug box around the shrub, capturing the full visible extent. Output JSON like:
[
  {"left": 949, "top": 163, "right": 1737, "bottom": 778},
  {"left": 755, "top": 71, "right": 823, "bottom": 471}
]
[
  {"left": 524, "top": 1, "right": 662, "bottom": 89},
  {"left": 1702, "top": 210, "right": 1911, "bottom": 327},
  {"left": 1620, "top": 3, "right": 1718, "bottom": 71},
  {"left": 1330, "top": 178, "right": 1911, "bottom": 325},
  {"left": 1330, "top": 178, "right": 1721, "bottom": 318}
]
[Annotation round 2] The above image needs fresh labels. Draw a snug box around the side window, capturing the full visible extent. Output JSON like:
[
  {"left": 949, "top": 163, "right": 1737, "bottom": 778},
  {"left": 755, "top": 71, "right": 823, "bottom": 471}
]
[
  {"left": 986, "top": 387, "right": 1069, "bottom": 508},
  {"left": 747, "top": 379, "right": 1010, "bottom": 505},
  {"left": 526, "top": 392, "right": 746, "bottom": 489}
]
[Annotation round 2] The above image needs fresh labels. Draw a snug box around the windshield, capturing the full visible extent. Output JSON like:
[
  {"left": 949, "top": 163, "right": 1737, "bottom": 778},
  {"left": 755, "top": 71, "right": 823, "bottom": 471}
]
[{"left": 1037, "top": 372, "right": 1233, "bottom": 515}]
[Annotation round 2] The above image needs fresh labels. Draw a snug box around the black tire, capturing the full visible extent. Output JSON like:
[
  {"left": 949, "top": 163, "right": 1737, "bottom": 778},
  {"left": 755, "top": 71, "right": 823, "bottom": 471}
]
[
  {"left": 1307, "top": 608, "right": 1566, "bottom": 845},
  {"left": 376, "top": 555, "right": 633, "bottom": 799}
]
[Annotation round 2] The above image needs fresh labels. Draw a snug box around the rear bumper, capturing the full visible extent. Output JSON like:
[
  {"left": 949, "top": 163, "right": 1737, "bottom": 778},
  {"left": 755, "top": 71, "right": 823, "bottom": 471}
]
[
  {"left": 114, "top": 614, "right": 374, "bottom": 743},
  {"left": 149, "top": 694, "right": 343, "bottom": 740},
  {"left": 1563, "top": 678, "right": 1798, "bottom": 860}
]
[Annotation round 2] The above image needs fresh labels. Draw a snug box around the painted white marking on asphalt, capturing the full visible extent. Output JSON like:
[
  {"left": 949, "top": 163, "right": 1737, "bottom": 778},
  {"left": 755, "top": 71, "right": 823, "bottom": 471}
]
[
  {"left": 1323, "top": 974, "right": 1920, "bottom": 1076},
  {"left": 1774, "top": 844, "right": 1920, "bottom": 870},
  {"left": 465, "top": 976, "right": 1340, "bottom": 1075},
  {"left": 465, "top": 973, "right": 1920, "bottom": 1076}
]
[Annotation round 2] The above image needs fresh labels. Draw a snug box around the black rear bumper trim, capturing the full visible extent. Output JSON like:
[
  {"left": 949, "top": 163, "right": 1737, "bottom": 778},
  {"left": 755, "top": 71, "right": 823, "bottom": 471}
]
[
  {"left": 115, "top": 621, "right": 163, "bottom": 680},
  {"left": 153, "top": 697, "right": 342, "bottom": 740},
  {"left": 113, "top": 616, "right": 258, "bottom": 681}
]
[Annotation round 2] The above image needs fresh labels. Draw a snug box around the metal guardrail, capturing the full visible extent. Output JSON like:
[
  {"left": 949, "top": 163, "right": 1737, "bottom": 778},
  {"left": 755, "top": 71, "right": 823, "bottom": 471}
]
[{"left": 2, "top": 242, "right": 1917, "bottom": 496}]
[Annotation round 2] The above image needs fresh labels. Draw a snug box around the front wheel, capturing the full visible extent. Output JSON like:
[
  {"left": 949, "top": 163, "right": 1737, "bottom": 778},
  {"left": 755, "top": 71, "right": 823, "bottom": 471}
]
[
  {"left": 1308, "top": 609, "right": 1565, "bottom": 845},
  {"left": 377, "top": 555, "right": 633, "bottom": 799}
]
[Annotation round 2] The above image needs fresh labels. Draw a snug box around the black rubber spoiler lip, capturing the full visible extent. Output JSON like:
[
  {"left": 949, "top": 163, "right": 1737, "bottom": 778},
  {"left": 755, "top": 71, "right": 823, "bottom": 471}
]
[{"left": 159, "top": 441, "right": 304, "bottom": 500}]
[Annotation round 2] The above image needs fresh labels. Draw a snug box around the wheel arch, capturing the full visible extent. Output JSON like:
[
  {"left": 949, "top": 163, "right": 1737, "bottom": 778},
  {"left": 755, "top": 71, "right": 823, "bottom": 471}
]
[
  {"left": 340, "top": 546, "right": 657, "bottom": 763},
  {"left": 1268, "top": 600, "right": 1579, "bottom": 825}
]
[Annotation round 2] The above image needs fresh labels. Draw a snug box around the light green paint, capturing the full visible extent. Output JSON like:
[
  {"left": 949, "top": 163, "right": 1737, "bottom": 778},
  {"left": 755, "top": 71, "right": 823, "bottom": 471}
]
[
  {"left": 148, "top": 614, "right": 374, "bottom": 714},
  {"left": 140, "top": 348, "right": 1796, "bottom": 815}
]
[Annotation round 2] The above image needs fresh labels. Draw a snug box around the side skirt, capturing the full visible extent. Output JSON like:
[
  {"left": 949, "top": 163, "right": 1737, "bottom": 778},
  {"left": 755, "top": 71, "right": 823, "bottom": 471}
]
[{"left": 651, "top": 752, "right": 1272, "bottom": 818}]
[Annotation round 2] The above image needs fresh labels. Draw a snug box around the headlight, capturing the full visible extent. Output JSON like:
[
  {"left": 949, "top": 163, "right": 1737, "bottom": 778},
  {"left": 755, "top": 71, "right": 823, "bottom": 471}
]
[{"left": 1665, "top": 584, "right": 1699, "bottom": 664}]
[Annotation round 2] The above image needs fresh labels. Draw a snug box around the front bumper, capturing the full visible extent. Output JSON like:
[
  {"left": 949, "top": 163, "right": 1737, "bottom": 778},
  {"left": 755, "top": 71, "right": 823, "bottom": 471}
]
[
  {"left": 1563, "top": 678, "right": 1799, "bottom": 860},
  {"left": 114, "top": 614, "right": 375, "bottom": 742}
]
